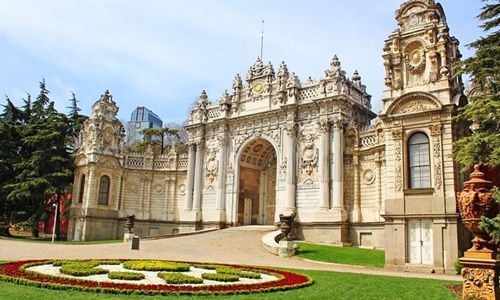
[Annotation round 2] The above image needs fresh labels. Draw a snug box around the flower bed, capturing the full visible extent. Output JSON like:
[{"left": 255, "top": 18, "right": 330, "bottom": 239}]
[{"left": 0, "top": 260, "right": 313, "bottom": 296}]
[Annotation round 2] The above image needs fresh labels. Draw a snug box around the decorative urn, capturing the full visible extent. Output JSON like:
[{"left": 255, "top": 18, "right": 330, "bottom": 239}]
[
  {"left": 278, "top": 212, "right": 296, "bottom": 241},
  {"left": 125, "top": 214, "right": 135, "bottom": 233},
  {"left": 457, "top": 165, "right": 498, "bottom": 255}
]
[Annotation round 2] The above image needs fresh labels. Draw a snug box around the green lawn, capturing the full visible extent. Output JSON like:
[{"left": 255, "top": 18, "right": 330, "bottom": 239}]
[
  {"left": 0, "top": 269, "right": 460, "bottom": 299},
  {"left": 296, "top": 242, "right": 385, "bottom": 268}
]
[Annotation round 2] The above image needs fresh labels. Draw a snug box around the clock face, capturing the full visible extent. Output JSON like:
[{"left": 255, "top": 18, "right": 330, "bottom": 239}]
[{"left": 252, "top": 82, "right": 263, "bottom": 94}]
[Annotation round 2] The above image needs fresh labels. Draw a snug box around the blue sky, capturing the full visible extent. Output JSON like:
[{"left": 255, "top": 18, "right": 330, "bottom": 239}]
[{"left": 0, "top": 0, "right": 484, "bottom": 124}]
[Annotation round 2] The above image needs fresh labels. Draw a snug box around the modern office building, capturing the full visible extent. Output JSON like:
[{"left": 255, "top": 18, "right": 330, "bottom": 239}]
[{"left": 127, "top": 106, "right": 163, "bottom": 144}]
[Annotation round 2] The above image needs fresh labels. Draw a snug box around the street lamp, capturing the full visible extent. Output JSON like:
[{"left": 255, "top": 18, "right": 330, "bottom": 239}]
[{"left": 51, "top": 202, "right": 58, "bottom": 243}]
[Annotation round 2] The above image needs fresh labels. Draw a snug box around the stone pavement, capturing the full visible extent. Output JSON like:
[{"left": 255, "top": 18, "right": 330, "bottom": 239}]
[{"left": 0, "top": 226, "right": 461, "bottom": 282}]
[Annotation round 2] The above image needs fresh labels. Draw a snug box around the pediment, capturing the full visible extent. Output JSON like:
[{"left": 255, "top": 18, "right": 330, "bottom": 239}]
[
  {"left": 96, "top": 157, "right": 120, "bottom": 169},
  {"left": 387, "top": 92, "right": 440, "bottom": 116},
  {"left": 75, "top": 155, "right": 88, "bottom": 166}
]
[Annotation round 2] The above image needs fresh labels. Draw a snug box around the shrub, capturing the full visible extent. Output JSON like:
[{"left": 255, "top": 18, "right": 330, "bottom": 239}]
[
  {"left": 201, "top": 272, "right": 240, "bottom": 282},
  {"left": 123, "top": 260, "right": 190, "bottom": 272},
  {"left": 60, "top": 265, "right": 109, "bottom": 277},
  {"left": 108, "top": 271, "right": 145, "bottom": 280},
  {"left": 58, "top": 261, "right": 109, "bottom": 277},
  {"left": 157, "top": 272, "right": 203, "bottom": 284}
]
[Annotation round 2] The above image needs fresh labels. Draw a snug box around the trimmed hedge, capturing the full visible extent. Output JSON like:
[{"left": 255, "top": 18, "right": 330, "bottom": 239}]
[
  {"left": 157, "top": 272, "right": 203, "bottom": 284},
  {"left": 108, "top": 271, "right": 145, "bottom": 280},
  {"left": 58, "top": 260, "right": 110, "bottom": 277},
  {"left": 123, "top": 260, "right": 190, "bottom": 272},
  {"left": 201, "top": 272, "right": 240, "bottom": 282}
]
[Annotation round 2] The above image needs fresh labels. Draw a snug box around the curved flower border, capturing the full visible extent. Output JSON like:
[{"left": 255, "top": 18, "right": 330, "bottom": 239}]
[{"left": 0, "top": 260, "right": 313, "bottom": 296}]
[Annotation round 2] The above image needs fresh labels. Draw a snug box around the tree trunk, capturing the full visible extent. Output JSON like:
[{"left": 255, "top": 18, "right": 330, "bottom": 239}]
[{"left": 30, "top": 216, "right": 39, "bottom": 238}]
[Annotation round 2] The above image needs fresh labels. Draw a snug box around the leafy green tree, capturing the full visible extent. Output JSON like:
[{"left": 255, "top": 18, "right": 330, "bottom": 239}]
[
  {"left": 129, "top": 126, "right": 179, "bottom": 154},
  {"left": 453, "top": 1, "right": 500, "bottom": 245}
]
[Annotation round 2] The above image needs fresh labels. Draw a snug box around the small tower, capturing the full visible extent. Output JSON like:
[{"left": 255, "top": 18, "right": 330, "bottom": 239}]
[
  {"left": 69, "top": 90, "right": 125, "bottom": 241},
  {"left": 381, "top": 0, "right": 463, "bottom": 111}
]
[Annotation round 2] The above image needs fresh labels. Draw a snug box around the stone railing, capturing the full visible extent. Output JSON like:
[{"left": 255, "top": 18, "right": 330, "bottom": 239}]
[
  {"left": 360, "top": 134, "right": 378, "bottom": 148},
  {"left": 125, "top": 154, "right": 188, "bottom": 171}
]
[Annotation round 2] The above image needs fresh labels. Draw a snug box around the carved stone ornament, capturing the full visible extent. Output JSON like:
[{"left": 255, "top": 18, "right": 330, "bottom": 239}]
[
  {"left": 363, "top": 169, "right": 376, "bottom": 185},
  {"left": 406, "top": 48, "right": 426, "bottom": 74},
  {"left": 205, "top": 150, "right": 219, "bottom": 183},
  {"left": 457, "top": 165, "right": 498, "bottom": 254},
  {"left": 299, "top": 136, "right": 318, "bottom": 175},
  {"left": 226, "top": 163, "right": 234, "bottom": 185},
  {"left": 461, "top": 267, "right": 498, "bottom": 300},
  {"left": 280, "top": 157, "right": 287, "bottom": 183}
]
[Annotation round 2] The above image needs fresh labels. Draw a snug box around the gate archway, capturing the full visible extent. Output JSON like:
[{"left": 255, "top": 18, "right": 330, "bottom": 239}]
[{"left": 236, "top": 139, "right": 277, "bottom": 225}]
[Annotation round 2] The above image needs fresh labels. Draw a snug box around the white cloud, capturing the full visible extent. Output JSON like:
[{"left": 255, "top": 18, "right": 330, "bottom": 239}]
[{"left": 0, "top": 0, "right": 485, "bottom": 122}]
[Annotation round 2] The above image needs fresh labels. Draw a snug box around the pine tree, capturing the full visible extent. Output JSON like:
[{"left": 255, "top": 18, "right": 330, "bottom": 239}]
[
  {"left": 453, "top": 1, "right": 500, "bottom": 244},
  {"left": 0, "top": 97, "right": 23, "bottom": 236},
  {"left": 3, "top": 81, "right": 81, "bottom": 238},
  {"left": 453, "top": 1, "right": 500, "bottom": 168}
]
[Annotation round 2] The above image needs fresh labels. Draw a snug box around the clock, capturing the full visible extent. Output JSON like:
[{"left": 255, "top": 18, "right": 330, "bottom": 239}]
[{"left": 252, "top": 82, "right": 264, "bottom": 94}]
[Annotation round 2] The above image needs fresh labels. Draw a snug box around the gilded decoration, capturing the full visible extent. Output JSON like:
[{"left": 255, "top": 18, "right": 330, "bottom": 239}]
[
  {"left": 299, "top": 135, "right": 318, "bottom": 175},
  {"left": 461, "top": 268, "right": 498, "bottom": 300},
  {"left": 406, "top": 47, "right": 426, "bottom": 75},
  {"left": 457, "top": 165, "right": 498, "bottom": 253}
]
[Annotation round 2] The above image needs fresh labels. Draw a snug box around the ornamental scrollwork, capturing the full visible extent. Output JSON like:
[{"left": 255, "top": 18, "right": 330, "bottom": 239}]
[
  {"left": 299, "top": 135, "right": 318, "bottom": 175},
  {"left": 461, "top": 267, "right": 497, "bottom": 300},
  {"left": 394, "top": 140, "right": 403, "bottom": 192},
  {"left": 280, "top": 157, "right": 287, "bottom": 183}
]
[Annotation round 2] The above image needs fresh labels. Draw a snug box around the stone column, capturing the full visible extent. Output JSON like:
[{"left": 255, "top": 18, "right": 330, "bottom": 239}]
[
  {"left": 193, "top": 141, "right": 204, "bottom": 211},
  {"left": 84, "top": 166, "right": 96, "bottom": 212},
  {"left": 352, "top": 155, "right": 361, "bottom": 222},
  {"left": 215, "top": 136, "right": 228, "bottom": 211},
  {"left": 285, "top": 123, "right": 297, "bottom": 211},
  {"left": 318, "top": 119, "right": 330, "bottom": 209},
  {"left": 331, "top": 119, "right": 344, "bottom": 209},
  {"left": 184, "top": 143, "right": 196, "bottom": 210}
]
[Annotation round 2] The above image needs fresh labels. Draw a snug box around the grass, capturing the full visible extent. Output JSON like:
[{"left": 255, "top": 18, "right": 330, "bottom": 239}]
[
  {"left": 0, "top": 269, "right": 460, "bottom": 299},
  {"left": 295, "top": 242, "right": 385, "bottom": 268}
]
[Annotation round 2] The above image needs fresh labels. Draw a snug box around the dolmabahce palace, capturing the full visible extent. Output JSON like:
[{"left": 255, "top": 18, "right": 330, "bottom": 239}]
[{"left": 68, "top": 0, "right": 471, "bottom": 274}]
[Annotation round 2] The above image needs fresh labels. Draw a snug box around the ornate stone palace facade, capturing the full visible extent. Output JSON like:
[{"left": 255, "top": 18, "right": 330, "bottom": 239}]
[{"left": 68, "top": 0, "right": 469, "bottom": 273}]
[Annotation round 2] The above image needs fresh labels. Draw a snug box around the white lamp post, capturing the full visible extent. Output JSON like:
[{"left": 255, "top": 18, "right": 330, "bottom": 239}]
[{"left": 51, "top": 202, "right": 58, "bottom": 243}]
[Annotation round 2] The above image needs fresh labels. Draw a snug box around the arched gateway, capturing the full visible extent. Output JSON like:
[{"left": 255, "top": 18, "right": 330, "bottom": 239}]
[
  {"left": 235, "top": 138, "right": 277, "bottom": 226},
  {"left": 68, "top": 0, "right": 470, "bottom": 274}
]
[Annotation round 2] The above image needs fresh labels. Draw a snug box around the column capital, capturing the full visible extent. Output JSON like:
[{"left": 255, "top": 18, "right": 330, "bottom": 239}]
[
  {"left": 332, "top": 117, "right": 346, "bottom": 130},
  {"left": 317, "top": 117, "right": 330, "bottom": 133},
  {"left": 285, "top": 122, "right": 298, "bottom": 137}
]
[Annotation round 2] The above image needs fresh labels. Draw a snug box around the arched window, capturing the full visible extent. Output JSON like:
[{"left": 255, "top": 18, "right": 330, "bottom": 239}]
[
  {"left": 78, "top": 174, "right": 85, "bottom": 203},
  {"left": 408, "top": 133, "right": 431, "bottom": 189},
  {"left": 98, "top": 175, "right": 110, "bottom": 205}
]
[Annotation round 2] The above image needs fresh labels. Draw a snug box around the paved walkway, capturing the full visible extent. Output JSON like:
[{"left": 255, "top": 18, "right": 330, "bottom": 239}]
[{"left": 0, "top": 226, "right": 461, "bottom": 282}]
